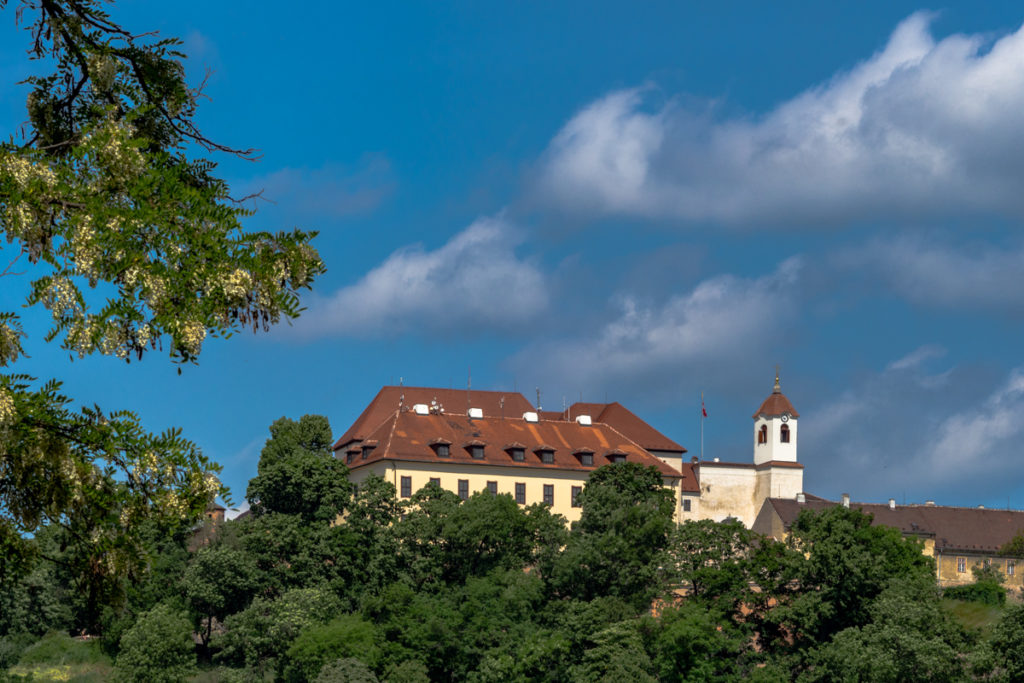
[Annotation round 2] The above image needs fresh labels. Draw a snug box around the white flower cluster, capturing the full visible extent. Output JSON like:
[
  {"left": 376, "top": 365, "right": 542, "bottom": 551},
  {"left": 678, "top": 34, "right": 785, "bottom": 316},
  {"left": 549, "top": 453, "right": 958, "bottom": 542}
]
[
  {"left": 176, "top": 319, "right": 206, "bottom": 355},
  {"left": 219, "top": 268, "right": 252, "bottom": 300},
  {"left": 0, "top": 152, "right": 57, "bottom": 189},
  {"left": 0, "top": 321, "right": 21, "bottom": 366},
  {"left": 43, "top": 277, "right": 80, "bottom": 320},
  {"left": 71, "top": 218, "right": 101, "bottom": 283},
  {"left": 84, "top": 119, "right": 145, "bottom": 184},
  {"left": 0, "top": 388, "right": 16, "bottom": 426}
]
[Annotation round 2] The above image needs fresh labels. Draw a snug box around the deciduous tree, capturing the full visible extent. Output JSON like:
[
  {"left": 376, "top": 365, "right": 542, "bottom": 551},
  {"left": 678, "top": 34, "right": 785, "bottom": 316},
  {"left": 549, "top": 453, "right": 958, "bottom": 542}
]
[{"left": 0, "top": 0, "right": 324, "bottom": 612}]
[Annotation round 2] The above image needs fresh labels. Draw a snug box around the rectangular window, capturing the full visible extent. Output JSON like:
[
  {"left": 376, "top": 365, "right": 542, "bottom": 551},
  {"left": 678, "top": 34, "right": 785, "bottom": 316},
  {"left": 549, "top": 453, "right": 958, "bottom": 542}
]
[
  {"left": 470, "top": 445, "right": 485, "bottom": 459},
  {"left": 683, "top": 499, "right": 691, "bottom": 512},
  {"left": 346, "top": 452, "right": 355, "bottom": 465},
  {"left": 957, "top": 557, "right": 966, "bottom": 573},
  {"left": 571, "top": 486, "right": 582, "bottom": 508},
  {"left": 581, "top": 453, "right": 593, "bottom": 466},
  {"left": 429, "top": 477, "right": 441, "bottom": 488},
  {"left": 515, "top": 482, "right": 526, "bottom": 504},
  {"left": 511, "top": 448, "right": 525, "bottom": 462},
  {"left": 435, "top": 444, "right": 450, "bottom": 457},
  {"left": 458, "top": 479, "right": 469, "bottom": 501},
  {"left": 543, "top": 484, "right": 554, "bottom": 506},
  {"left": 1009, "top": 560, "right": 1016, "bottom": 577},
  {"left": 487, "top": 481, "right": 497, "bottom": 495},
  {"left": 540, "top": 450, "right": 554, "bottom": 464},
  {"left": 400, "top": 476, "right": 412, "bottom": 498}
]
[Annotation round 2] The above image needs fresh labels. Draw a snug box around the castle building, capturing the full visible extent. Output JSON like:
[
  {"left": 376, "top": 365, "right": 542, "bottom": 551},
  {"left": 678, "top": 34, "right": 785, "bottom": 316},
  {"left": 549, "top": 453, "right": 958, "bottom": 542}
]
[
  {"left": 332, "top": 376, "right": 1024, "bottom": 588},
  {"left": 331, "top": 377, "right": 801, "bottom": 526}
]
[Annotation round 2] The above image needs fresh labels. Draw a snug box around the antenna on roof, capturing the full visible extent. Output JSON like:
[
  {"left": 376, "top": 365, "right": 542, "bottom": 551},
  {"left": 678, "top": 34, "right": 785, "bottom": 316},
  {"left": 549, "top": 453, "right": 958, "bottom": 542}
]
[
  {"left": 467, "top": 366, "right": 472, "bottom": 414},
  {"left": 399, "top": 376, "right": 403, "bottom": 387},
  {"left": 500, "top": 395, "right": 505, "bottom": 420},
  {"left": 536, "top": 387, "right": 542, "bottom": 411}
]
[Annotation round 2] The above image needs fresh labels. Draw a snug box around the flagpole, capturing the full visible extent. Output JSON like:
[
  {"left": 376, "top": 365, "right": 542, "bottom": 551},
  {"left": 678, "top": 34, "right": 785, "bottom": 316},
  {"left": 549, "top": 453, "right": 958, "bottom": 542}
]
[{"left": 700, "top": 391, "right": 704, "bottom": 462}]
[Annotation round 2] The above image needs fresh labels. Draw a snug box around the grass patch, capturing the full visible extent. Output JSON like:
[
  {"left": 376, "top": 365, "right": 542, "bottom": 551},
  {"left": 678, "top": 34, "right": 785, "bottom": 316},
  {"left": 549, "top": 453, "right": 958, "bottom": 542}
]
[
  {"left": 4, "top": 633, "right": 113, "bottom": 682},
  {"left": 942, "top": 598, "right": 1004, "bottom": 633}
]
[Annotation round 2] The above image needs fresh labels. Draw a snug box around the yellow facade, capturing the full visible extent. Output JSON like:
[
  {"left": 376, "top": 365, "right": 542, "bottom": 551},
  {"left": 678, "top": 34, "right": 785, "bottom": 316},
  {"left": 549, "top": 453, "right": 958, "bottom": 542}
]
[
  {"left": 934, "top": 551, "right": 1024, "bottom": 589},
  {"left": 349, "top": 458, "right": 684, "bottom": 524}
]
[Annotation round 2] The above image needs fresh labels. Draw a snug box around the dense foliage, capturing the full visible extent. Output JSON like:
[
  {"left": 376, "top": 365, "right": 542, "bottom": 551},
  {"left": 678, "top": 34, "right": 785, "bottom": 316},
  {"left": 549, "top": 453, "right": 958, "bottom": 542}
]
[
  {"left": 3, "top": 413, "right": 1022, "bottom": 681},
  {"left": 0, "top": 0, "right": 325, "bottom": 624}
]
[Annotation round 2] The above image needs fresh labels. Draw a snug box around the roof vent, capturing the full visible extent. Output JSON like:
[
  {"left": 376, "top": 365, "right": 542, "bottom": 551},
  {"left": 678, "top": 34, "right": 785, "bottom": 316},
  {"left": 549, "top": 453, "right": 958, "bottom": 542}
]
[
  {"left": 713, "top": 457, "right": 720, "bottom": 462},
  {"left": 796, "top": 492, "right": 806, "bottom": 503},
  {"left": 925, "top": 500, "right": 936, "bottom": 507},
  {"left": 979, "top": 505, "right": 986, "bottom": 509},
  {"left": 575, "top": 414, "right": 592, "bottom": 426},
  {"left": 413, "top": 403, "right": 429, "bottom": 415},
  {"left": 467, "top": 407, "right": 483, "bottom": 420},
  {"left": 523, "top": 411, "right": 539, "bottom": 423},
  {"left": 841, "top": 493, "right": 850, "bottom": 508},
  {"left": 889, "top": 498, "right": 896, "bottom": 510}
]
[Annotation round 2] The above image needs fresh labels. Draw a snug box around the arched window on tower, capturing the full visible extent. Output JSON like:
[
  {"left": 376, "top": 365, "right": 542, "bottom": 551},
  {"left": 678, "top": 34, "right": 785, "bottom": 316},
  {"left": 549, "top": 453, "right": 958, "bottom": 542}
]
[
  {"left": 757, "top": 424, "right": 767, "bottom": 445},
  {"left": 780, "top": 424, "right": 790, "bottom": 443}
]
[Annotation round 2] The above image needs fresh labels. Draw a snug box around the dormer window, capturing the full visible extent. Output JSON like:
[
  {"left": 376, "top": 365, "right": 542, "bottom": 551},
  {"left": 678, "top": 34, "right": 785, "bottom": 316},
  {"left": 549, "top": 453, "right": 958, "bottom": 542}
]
[
  {"left": 504, "top": 442, "right": 526, "bottom": 462},
  {"left": 780, "top": 424, "right": 790, "bottom": 443},
  {"left": 469, "top": 445, "right": 485, "bottom": 459},
  {"left": 535, "top": 447, "right": 555, "bottom": 464},
  {"left": 346, "top": 449, "right": 359, "bottom": 465},
  {"left": 758, "top": 424, "right": 768, "bottom": 445},
  {"left": 605, "top": 449, "right": 627, "bottom": 463},
  {"left": 575, "top": 449, "right": 594, "bottom": 466},
  {"left": 361, "top": 444, "right": 376, "bottom": 459},
  {"left": 430, "top": 439, "right": 451, "bottom": 458}
]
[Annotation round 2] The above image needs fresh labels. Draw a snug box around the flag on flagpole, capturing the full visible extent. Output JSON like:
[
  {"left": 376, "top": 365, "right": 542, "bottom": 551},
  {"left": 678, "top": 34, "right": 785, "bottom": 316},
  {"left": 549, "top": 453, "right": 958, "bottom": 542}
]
[{"left": 702, "top": 396, "right": 707, "bottom": 418}]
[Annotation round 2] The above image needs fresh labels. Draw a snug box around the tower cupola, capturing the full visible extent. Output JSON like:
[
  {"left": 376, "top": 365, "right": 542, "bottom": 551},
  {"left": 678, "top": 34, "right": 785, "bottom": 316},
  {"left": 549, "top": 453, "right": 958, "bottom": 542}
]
[{"left": 752, "top": 370, "right": 798, "bottom": 465}]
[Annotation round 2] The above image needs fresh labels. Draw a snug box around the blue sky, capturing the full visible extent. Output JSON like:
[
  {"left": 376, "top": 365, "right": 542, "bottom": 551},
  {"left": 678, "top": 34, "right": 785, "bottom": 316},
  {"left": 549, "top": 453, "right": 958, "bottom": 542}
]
[{"left": 5, "top": 2, "right": 1024, "bottom": 510}]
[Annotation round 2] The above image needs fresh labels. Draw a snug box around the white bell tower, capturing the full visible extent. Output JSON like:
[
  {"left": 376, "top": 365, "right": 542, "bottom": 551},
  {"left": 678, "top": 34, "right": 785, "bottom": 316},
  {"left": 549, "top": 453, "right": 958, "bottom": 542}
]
[{"left": 752, "top": 369, "right": 799, "bottom": 465}]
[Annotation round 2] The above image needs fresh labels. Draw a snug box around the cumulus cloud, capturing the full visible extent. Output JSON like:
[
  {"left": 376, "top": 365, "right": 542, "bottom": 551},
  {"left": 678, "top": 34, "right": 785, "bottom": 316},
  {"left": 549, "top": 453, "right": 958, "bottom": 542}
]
[
  {"left": 292, "top": 216, "right": 547, "bottom": 337},
  {"left": 930, "top": 369, "right": 1024, "bottom": 474},
  {"left": 513, "top": 257, "right": 801, "bottom": 394},
  {"left": 537, "top": 13, "right": 1024, "bottom": 224},
  {"left": 800, "top": 350, "right": 1024, "bottom": 505},
  {"left": 838, "top": 237, "right": 1024, "bottom": 314}
]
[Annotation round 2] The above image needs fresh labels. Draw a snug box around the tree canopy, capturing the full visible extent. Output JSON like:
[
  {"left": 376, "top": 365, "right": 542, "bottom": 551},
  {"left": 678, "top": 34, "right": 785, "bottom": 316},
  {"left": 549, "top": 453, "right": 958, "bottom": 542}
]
[{"left": 0, "top": 0, "right": 324, "bottom": 609}]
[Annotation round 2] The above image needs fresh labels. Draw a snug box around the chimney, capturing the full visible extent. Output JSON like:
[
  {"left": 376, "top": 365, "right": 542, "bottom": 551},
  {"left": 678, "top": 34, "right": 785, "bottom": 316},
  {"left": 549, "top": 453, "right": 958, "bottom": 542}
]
[
  {"left": 796, "top": 492, "right": 806, "bottom": 504},
  {"left": 889, "top": 498, "right": 896, "bottom": 510},
  {"left": 841, "top": 493, "right": 850, "bottom": 508}
]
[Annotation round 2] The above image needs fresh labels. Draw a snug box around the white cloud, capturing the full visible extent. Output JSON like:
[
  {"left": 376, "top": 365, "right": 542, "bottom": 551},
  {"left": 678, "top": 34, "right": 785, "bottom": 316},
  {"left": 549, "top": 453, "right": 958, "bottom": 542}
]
[
  {"left": 537, "top": 13, "right": 1024, "bottom": 224},
  {"left": 800, "top": 351, "right": 1024, "bottom": 505},
  {"left": 515, "top": 257, "right": 801, "bottom": 391},
  {"left": 930, "top": 369, "right": 1024, "bottom": 474},
  {"left": 887, "top": 344, "right": 946, "bottom": 372},
  {"left": 839, "top": 237, "right": 1024, "bottom": 314},
  {"left": 293, "top": 216, "right": 547, "bottom": 337}
]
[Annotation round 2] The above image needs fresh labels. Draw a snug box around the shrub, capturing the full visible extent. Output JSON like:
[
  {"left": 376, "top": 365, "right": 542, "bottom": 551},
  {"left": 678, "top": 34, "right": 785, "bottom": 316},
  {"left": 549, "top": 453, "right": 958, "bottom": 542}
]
[
  {"left": 281, "top": 615, "right": 380, "bottom": 683},
  {"left": 315, "top": 657, "right": 379, "bottom": 682},
  {"left": 114, "top": 604, "right": 195, "bottom": 682},
  {"left": 943, "top": 580, "right": 1006, "bottom": 606},
  {"left": 216, "top": 586, "right": 342, "bottom": 672}
]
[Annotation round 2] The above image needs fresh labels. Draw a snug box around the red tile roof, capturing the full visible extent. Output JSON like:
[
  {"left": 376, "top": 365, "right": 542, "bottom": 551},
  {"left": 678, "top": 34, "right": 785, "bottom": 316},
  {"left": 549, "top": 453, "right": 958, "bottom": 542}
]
[
  {"left": 753, "top": 392, "right": 799, "bottom": 419},
  {"left": 336, "top": 407, "right": 698, "bottom": 491},
  {"left": 333, "top": 386, "right": 534, "bottom": 450},
  {"left": 768, "top": 498, "right": 1024, "bottom": 553},
  {"left": 562, "top": 402, "right": 686, "bottom": 453}
]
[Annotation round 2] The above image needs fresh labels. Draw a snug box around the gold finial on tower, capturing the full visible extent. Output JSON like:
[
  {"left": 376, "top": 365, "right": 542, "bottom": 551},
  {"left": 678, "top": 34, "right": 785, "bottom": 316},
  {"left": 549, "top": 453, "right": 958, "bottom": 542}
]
[{"left": 773, "top": 364, "right": 781, "bottom": 394}]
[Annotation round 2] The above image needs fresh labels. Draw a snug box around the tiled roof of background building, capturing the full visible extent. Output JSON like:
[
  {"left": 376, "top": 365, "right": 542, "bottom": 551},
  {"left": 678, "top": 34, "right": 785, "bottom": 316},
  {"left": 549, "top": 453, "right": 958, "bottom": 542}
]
[{"left": 768, "top": 497, "right": 1024, "bottom": 553}]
